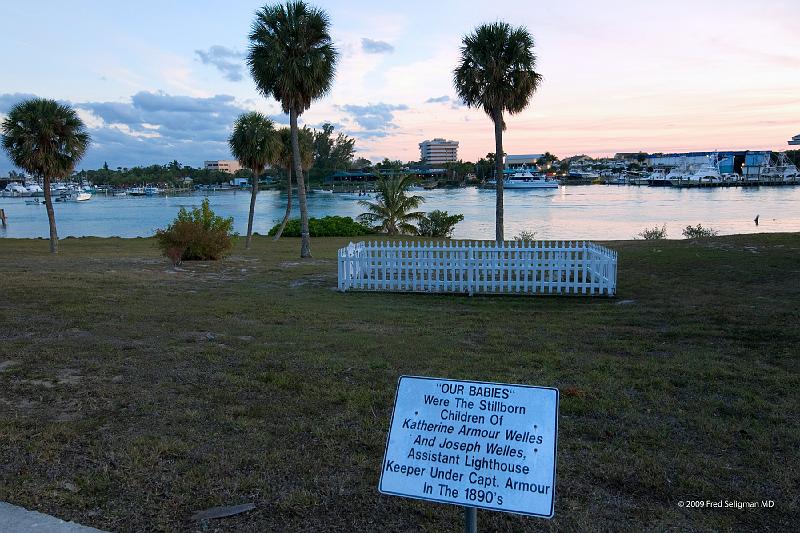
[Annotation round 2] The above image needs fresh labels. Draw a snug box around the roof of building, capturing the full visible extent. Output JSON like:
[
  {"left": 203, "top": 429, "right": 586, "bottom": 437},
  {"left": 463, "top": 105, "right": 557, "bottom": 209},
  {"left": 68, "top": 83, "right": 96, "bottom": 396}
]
[{"left": 647, "top": 150, "right": 772, "bottom": 158}]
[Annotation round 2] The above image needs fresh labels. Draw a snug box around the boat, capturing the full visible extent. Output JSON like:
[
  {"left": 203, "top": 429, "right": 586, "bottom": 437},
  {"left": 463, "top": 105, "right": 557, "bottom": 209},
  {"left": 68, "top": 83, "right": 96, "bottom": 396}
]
[
  {"left": 2, "top": 182, "right": 30, "bottom": 197},
  {"left": 56, "top": 192, "right": 92, "bottom": 202},
  {"left": 567, "top": 168, "right": 600, "bottom": 180},
  {"left": 25, "top": 183, "right": 44, "bottom": 196},
  {"left": 775, "top": 153, "right": 799, "bottom": 181},
  {"left": 25, "top": 198, "right": 41, "bottom": 205},
  {"left": 128, "top": 187, "right": 146, "bottom": 196},
  {"left": 680, "top": 156, "right": 722, "bottom": 184},
  {"left": 488, "top": 169, "right": 559, "bottom": 189},
  {"left": 144, "top": 186, "right": 161, "bottom": 196},
  {"left": 646, "top": 169, "right": 671, "bottom": 186}
]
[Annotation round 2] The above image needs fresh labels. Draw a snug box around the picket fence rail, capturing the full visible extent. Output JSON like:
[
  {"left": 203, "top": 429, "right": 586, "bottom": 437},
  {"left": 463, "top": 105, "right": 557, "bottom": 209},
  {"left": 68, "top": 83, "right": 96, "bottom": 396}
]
[{"left": 337, "top": 240, "right": 617, "bottom": 296}]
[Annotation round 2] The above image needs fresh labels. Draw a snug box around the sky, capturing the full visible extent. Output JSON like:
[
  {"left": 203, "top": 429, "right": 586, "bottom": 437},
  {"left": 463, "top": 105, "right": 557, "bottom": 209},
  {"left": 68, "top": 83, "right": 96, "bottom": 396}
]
[{"left": 1, "top": 0, "right": 799, "bottom": 173}]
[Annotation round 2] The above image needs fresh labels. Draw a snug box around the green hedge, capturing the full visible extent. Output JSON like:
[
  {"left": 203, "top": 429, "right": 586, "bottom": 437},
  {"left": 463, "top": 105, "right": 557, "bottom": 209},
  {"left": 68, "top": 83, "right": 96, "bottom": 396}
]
[{"left": 268, "top": 216, "right": 373, "bottom": 237}]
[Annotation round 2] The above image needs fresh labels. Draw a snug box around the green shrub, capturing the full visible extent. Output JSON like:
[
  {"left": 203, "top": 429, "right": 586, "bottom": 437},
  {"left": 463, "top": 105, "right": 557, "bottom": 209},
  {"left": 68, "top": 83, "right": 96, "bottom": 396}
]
[
  {"left": 514, "top": 229, "right": 538, "bottom": 241},
  {"left": 267, "top": 216, "right": 372, "bottom": 237},
  {"left": 156, "top": 198, "right": 237, "bottom": 264},
  {"left": 418, "top": 210, "right": 464, "bottom": 238},
  {"left": 682, "top": 224, "right": 718, "bottom": 239},
  {"left": 636, "top": 224, "right": 668, "bottom": 240}
]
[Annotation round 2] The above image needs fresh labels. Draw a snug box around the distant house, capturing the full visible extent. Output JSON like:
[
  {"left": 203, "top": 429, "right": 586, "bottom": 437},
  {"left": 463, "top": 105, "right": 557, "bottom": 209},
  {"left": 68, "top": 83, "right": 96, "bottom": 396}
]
[
  {"left": 505, "top": 154, "right": 543, "bottom": 169},
  {"left": 204, "top": 160, "right": 242, "bottom": 173}
]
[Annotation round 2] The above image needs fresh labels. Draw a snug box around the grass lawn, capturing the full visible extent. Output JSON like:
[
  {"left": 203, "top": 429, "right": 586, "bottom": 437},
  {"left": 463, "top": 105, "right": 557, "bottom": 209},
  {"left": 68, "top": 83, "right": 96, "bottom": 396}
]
[{"left": 0, "top": 234, "right": 798, "bottom": 531}]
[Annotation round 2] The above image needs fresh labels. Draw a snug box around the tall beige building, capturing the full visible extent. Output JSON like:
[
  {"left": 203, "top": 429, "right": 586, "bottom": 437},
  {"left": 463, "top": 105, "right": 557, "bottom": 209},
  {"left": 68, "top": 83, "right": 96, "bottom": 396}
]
[
  {"left": 419, "top": 138, "right": 458, "bottom": 165},
  {"left": 204, "top": 160, "right": 242, "bottom": 173}
]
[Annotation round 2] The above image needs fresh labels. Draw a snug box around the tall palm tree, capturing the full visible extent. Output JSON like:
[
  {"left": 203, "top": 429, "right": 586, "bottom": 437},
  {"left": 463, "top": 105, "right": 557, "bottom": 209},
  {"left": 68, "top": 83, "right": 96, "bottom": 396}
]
[
  {"left": 272, "top": 126, "right": 314, "bottom": 240},
  {"left": 358, "top": 174, "right": 425, "bottom": 235},
  {"left": 454, "top": 22, "right": 542, "bottom": 241},
  {"left": 228, "top": 111, "right": 278, "bottom": 249},
  {"left": 248, "top": 1, "right": 338, "bottom": 258},
  {"left": 1, "top": 98, "right": 90, "bottom": 253}
]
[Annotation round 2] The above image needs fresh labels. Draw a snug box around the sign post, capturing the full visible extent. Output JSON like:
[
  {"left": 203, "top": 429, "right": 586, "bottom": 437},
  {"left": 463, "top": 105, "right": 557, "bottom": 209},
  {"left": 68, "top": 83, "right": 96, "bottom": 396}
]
[{"left": 379, "top": 376, "right": 559, "bottom": 527}]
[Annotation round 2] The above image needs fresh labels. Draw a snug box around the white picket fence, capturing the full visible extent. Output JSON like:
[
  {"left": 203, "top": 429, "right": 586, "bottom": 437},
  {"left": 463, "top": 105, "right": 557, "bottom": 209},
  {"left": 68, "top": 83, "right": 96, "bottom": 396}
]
[{"left": 338, "top": 240, "right": 617, "bottom": 296}]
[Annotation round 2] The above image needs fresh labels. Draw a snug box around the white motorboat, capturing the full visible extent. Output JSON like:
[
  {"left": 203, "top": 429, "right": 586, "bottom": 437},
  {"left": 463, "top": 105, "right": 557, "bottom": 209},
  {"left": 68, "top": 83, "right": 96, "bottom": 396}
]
[
  {"left": 144, "top": 186, "right": 161, "bottom": 196},
  {"left": 568, "top": 168, "right": 600, "bottom": 180},
  {"left": 25, "top": 183, "right": 44, "bottom": 196},
  {"left": 2, "top": 182, "right": 30, "bottom": 197},
  {"left": 56, "top": 192, "right": 92, "bottom": 202},
  {"left": 488, "top": 169, "right": 559, "bottom": 189},
  {"left": 683, "top": 157, "right": 722, "bottom": 183},
  {"left": 128, "top": 187, "right": 146, "bottom": 196},
  {"left": 647, "top": 169, "right": 671, "bottom": 186},
  {"left": 776, "top": 153, "right": 798, "bottom": 181}
]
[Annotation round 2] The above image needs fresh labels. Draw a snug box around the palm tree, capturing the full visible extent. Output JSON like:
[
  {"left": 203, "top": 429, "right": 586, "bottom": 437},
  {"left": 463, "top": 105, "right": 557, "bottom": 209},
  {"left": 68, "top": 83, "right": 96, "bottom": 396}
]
[
  {"left": 228, "top": 111, "right": 278, "bottom": 249},
  {"left": 358, "top": 174, "right": 425, "bottom": 235},
  {"left": 454, "top": 22, "right": 542, "bottom": 241},
  {"left": 248, "top": 1, "right": 338, "bottom": 258},
  {"left": 272, "top": 126, "right": 314, "bottom": 240},
  {"left": 1, "top": 98, "right": 90, "bottom": 253}
]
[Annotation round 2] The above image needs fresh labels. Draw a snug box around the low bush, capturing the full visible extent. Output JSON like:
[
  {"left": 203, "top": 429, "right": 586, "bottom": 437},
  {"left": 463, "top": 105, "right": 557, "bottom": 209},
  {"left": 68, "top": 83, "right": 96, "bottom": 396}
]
[
  {"left": 268, "top": 216, "right": 372, "bottom": 237},
  {"left": 418, "top": 210, "right": 464, "bottom": 238},
  {"left": 156, "top": 198, "right": 237, "bottom": 264},
  {"left": 636, "top": 224, "right": 668, "bottom": 240},
  {"left": 514, "top": 229, "right": 538, "bottom": 241},
  {"left": 682, "top": 224, "right": 718, "bottom": 239}
]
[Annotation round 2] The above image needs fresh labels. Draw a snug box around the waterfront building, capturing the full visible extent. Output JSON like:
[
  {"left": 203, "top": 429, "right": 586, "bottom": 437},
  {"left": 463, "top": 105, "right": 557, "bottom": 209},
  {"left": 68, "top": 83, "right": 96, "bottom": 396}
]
[
  {"left": 789, "top": 134, "right": 800, "bottom": 146},
  {"left": 204, "top": 160, "right": 242, "bottom": 173},
  {"left": 646, "top": 151, "right": 771, "bottom": 179},
  {"left": 419, "top": 138, "right": 458, "bottom": 165},
  {"left": 505, "top": 154, "right": 544, "bottom": 169}
]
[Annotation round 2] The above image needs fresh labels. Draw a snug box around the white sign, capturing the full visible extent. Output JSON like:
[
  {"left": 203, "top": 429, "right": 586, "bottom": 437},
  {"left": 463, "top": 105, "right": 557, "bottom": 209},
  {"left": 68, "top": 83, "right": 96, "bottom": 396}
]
[{"left": 379, "top": 376, "right": 558, "bottom": 518}]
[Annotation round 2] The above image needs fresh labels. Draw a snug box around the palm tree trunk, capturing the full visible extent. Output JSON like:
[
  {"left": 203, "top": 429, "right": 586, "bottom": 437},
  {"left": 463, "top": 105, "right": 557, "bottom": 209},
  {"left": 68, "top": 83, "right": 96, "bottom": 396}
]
[
  {"left": 290, "top": 108, "right": 312, "bottom": 258},
  {"left": 42, "top": 176, "right": 58, "bottom": 253},
  {"left": 493, "top": 107, "right": 505, "bottom": 242},
  {"left": 272, "top": 168, "right": 293, "bottom": 240},
  {"left": 245, "top": 168, "right": 259, "bottom": 249}
]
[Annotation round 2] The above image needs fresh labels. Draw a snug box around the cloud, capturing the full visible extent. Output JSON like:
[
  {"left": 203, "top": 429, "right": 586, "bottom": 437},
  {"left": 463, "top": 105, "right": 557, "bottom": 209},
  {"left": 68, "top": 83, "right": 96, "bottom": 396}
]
[
  {"left": 425, "top": 95, "right": 450, "bottom": 104},
  {"left": 0, "top": 91, "right": 289, "bottom": 172},
  {"left": 338, "top": 102, "right": 408, "bottom": 137},
  {"left": 0, "top": 92, "right": 42, "bottom": 113},
  {"left": 195, "top": 45, "right": 246, "bottom": 82},
  {"left": 361, "top": 38, "right": 394, "bottom": 54}
]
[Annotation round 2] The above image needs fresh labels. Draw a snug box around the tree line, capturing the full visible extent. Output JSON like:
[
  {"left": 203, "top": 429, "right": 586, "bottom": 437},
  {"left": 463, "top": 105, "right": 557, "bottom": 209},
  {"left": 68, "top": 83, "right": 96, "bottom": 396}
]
[{"left": 2, "top": 0, "right": 546, "bottom": 256}]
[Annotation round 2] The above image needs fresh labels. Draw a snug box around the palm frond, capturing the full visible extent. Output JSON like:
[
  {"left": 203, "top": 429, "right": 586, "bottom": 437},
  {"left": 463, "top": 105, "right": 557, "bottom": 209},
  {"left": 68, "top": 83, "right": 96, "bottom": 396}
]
[
  {"left": 248, "top": 1, "right": 338, "bottom": 115},
  {"left": 1, "top": 98, "right": 90, "bottom": 180},
  {"left": 228, "top": 111, "right": 277, "bottom": 177},
  {"left": 453, "top": 22, "right": 542, "bottom": 120}
]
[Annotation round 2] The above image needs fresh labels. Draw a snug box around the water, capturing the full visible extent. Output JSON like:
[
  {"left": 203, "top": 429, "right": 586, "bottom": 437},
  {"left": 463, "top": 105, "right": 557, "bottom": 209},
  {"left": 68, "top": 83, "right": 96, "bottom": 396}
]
[{"left": 1, "top": 185, "right": 798, "bottom": 241}]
